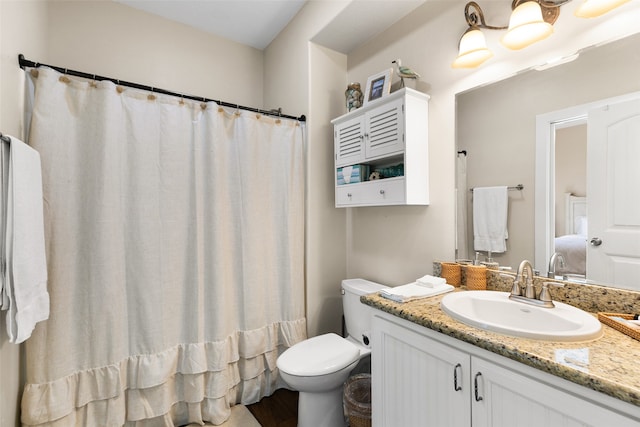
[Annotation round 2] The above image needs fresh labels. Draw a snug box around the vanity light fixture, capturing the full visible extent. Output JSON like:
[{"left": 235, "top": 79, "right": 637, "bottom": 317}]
[
  {"left": 452, "top": 0, "right": 629, "bottom": 68},
  {"left": 574, "top": 0, "right": 630, "bottom": 18},
  {"left": 501, "top": 1, "right": 555, "bottom": 50},
  {"left": 452, "top": 2, "right": 504, "bottom": 69}
]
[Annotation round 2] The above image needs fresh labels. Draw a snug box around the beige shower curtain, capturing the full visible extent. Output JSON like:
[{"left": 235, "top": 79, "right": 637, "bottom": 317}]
[{"left": 21, "top": 67, "right": 307, "bottom": 426}]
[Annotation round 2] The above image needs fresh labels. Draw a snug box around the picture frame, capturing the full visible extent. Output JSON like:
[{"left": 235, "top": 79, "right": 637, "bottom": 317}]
[{"left": 364, "top": 68, "right": 393, "bottom": 105}]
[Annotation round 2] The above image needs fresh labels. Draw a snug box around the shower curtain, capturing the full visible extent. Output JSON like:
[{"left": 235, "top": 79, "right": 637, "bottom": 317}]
[{"left": 21, "top": 67, "right": 307, "bottom": 427}]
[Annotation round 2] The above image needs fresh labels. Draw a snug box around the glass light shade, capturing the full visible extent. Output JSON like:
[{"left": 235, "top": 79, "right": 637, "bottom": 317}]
[
  {"left": 574, "top": 0, "right": 630, "bottom": 18},
  {"left": 501, "top": 1, "right": 554, "bottom": 50},
  {"left": 452, "top": 28, "right": 493, "bottom": 69}
]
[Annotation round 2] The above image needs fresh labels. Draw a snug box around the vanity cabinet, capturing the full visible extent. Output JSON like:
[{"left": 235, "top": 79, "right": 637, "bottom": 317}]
[
  {"left": 331, "top": 88, "right": 429, "bottom": 207},
  {"left": 372, "top": 312, "right": 640, "bottom": 427}
]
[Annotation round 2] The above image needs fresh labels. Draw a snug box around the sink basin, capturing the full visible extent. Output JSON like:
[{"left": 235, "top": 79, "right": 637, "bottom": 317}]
[{"left": 440, "top": 291, "right": 602, "bottom": 342}]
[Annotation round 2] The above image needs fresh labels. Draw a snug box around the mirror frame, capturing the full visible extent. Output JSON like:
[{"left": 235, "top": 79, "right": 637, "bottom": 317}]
[{"left": 534, "top": 90, "right": 640, "bottom": 277}]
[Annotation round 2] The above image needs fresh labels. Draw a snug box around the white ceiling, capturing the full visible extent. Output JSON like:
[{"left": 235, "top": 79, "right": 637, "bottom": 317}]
[{"left": 116, "top": 0, "right": 308, "bottom": 50}]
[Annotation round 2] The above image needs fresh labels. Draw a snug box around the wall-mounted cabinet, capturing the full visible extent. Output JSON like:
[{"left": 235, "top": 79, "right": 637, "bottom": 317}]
[{"left": 331, "top": 88, "right": 429, "bottom": 207}]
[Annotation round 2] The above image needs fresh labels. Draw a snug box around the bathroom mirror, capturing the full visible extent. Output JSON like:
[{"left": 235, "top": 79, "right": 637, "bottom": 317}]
[{"left": 456, "top": 32, "right": 640, "bottom": 290}]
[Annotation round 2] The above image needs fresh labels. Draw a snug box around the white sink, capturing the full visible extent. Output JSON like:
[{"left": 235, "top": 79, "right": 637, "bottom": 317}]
[{"left": 440, "top": 291, "right": 602, "bottom": 342}]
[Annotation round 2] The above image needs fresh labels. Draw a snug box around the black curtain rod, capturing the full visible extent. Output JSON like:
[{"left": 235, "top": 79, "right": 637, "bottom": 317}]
[{"left": 18, "top": 54, "right": 306, "bottom": 123}]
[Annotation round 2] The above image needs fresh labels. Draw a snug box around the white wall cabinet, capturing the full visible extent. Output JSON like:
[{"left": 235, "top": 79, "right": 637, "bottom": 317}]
[
  {"left": 331, "top": 88, "right": 429, "bottom": 207},
  {"left": 372, "top": 312, "right": 640, "bottom": 427}
]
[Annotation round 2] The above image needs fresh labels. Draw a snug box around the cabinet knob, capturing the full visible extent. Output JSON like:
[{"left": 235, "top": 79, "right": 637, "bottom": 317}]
[
  {"left": 379, "top": 189, "right": 385, "bottom": 195},
  {"left": 347, "top": 193, "right": 352, "bottom": 198}
]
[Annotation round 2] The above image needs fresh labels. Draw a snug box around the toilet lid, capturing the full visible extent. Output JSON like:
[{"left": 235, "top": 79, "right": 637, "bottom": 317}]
[{"left": 278, "top": 333, "right": 360, "bottom": 376}]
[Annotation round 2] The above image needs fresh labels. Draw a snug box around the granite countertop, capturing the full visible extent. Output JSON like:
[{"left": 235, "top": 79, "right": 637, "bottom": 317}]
[{"left": 361, "top": 288, "right": 640, "bottom": 408}]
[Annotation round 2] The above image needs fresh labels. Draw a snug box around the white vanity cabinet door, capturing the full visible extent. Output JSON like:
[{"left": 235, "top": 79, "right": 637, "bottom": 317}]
[
  {"left": 372, "top": 315, "right": 471, "bottom": 427},
  {"left": 334, "top": 115, "right": 366, "bottom": 167},
  {"left": 471, "top": 356, "right": 640, "bottom": 427}
]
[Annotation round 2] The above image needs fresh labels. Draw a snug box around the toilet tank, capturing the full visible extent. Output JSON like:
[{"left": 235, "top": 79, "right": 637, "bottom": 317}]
[{"left": 342, "top": 278, "right": 388, "bottom": 347}]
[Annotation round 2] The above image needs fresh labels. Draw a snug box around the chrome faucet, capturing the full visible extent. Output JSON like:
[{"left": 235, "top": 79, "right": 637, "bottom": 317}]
[
  {"left": 509, "top": 260, "right": 562, "bottom": 308},
  {"left": 547, "top": 252, "right": 566, "bottom": 279},
  {"left": 513, "top": 260, "right": 535, "bottom": 299}
]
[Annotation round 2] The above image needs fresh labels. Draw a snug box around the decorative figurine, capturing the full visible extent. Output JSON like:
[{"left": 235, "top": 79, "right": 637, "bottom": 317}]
[{"left": 345, "top": 82, "right": 363, "bottom": 112}]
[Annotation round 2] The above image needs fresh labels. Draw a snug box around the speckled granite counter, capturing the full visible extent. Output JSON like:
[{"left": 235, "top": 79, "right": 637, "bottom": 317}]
[{"left": 361, "top": 288, "right": 640, "bottom": 408}]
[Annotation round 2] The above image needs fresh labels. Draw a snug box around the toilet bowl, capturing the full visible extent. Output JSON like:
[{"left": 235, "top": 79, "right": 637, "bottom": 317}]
[{"left": 276, "top": 279, "right": 387, "bottom": 427}]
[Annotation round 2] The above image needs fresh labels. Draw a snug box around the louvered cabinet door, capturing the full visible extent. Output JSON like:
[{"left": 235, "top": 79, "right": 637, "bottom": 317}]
[
  {"left": 334, "top": 115, "right": 365, "bottom": 167},
  {"left": 364, "top": 97, "right": 404, "bottom": 160}
]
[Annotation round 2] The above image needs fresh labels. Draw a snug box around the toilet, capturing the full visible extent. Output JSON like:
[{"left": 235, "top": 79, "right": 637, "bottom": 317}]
[{"left": 276, "top": 278, "right": 388, "bottom": 427}]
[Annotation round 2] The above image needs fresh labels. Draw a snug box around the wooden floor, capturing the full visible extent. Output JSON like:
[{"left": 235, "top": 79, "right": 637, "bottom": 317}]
[{"left": 246, "top": 388, "right": 298, "bottom": 427}]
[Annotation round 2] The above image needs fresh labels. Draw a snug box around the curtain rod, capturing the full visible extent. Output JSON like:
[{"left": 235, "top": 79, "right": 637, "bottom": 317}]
[{"left": 18, "top": 54, "right": 306, "bottom": 123}]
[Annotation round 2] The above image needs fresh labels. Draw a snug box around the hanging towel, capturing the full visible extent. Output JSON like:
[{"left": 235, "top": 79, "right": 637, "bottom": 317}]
[
  {"left": 473, "top": 186, "right": 508, "bottom": 253},
  {"left": 0, "top": 136, "right": 49, "bottom": 343},
  {"left": 379, "top": 282, "right": 454, "bottom": 303}
]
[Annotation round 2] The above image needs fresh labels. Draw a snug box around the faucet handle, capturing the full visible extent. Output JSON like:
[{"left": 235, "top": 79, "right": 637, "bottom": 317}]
[
  {"left": 501, "top": 273, "right": 522, "bottom": 296},
  {"left": 539, "top": 281, "right": 565, "bottom": 305}
]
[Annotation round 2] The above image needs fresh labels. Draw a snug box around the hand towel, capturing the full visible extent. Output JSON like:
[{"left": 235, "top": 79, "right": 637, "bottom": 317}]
[
  {"left": 1, "top": 136, "right": 49, "bottom": 343},
  {"left": 473, "top": 186, "right": 508, "bottom": 253},
  {"left": 379, "top": 282, "right": 454, "bottom": 303},
  {"left": 416, "top": 274, "right": 447, "bottom": 288}
]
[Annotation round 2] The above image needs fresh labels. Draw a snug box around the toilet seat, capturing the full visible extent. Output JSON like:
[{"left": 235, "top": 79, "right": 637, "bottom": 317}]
[{"left": 277, "top": 333, "right": 360, "bottom": 376}]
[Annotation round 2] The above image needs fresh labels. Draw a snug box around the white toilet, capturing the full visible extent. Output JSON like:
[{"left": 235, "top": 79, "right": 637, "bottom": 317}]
[{"left": 276, "top": 278, "right": 388, "bottom": 427}]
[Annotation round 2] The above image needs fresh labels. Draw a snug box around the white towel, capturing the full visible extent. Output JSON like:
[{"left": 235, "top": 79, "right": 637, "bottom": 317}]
[
  {"left": 473, "top": 186, "right": 508, "bottom": 253},
  {"left": 416, "top": 274, "right": 447, "bottom": 288},
  {"left": 1, "top": 136, "right": 49, "bottom": 343},
  {"left": 379, "top": 282, "right": 454, "bottom": 303}
]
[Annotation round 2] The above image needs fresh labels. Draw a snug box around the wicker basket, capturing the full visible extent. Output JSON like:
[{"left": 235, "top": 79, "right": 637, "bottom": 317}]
[
  {"left": 440, "top": 262, "right": 461, "bottom": 287},
  {"left": 598, "top": 312, "right": 640, "bottom": 341},
  {"left": 466, "top": 265, "right": 487, "bottom": 290},
  {"left": 344, "top": 374, "right": 371, "bottom": 427}
]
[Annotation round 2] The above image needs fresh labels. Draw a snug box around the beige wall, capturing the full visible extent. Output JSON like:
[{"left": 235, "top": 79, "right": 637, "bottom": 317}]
[
  {"left": 45, "top": 1, "right": 263, "bottom": 107},
  {"left": 264, "top": 1, "right": 350, "bottom": 337},
  {"left": 343, "top": 1, "right": 465, "bottom": 285}
]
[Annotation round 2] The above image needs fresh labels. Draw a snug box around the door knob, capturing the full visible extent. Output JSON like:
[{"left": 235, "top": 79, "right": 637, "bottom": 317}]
[{"left": 590, "top": 237, "right": 602, "bottom": 247}]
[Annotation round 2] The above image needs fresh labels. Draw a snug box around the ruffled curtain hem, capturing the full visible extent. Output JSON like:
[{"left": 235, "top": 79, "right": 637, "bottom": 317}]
[{"left": 21, "top": 318, "right": 306, "bottom": 426}]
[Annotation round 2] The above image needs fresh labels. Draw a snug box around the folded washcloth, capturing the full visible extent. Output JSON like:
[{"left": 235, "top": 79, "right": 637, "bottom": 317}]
[
  {"left": 379, "top": 282, "right": 454, "bottom": 303},
  {"left": 416, "top": 274, "right": 447, "bottom": 288}
]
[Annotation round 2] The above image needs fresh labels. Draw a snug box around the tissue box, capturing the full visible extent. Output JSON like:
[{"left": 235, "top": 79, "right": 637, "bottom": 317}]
[{"left": 337, "top": 164, "right": 369, "bottom": 185}]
